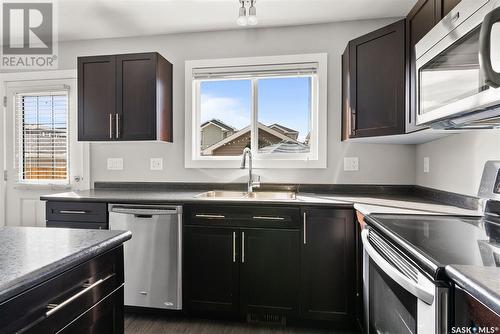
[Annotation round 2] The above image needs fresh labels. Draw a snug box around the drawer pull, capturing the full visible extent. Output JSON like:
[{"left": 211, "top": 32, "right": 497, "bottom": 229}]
[
  {"left": 195, "top": 214, "right": 225, "bottom": 219},
  {"left": 59, "top": 210, "right": 88, "bottom": 214},
  {"left": 252, "top": 216, "right": 285, "bottom": 221},
  {"left": 45, "top": 274, "right": 114, "bottom": 317}
]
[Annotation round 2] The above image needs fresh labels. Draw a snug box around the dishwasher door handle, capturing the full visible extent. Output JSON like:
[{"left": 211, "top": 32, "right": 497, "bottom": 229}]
[{"left": 110, "top": 206, "right": 182, "bottom": 216}]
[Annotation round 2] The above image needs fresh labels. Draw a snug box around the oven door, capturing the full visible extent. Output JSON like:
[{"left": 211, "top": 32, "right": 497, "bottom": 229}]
[
  {"left": 361, "top": 228, "right": 448, "bottom": 334},
  {"left": 415, "top": 0, "right": 500, "bottom": 127}
]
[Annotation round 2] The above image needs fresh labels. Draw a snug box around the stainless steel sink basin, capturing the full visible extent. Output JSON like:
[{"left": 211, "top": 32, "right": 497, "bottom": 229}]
[
  {"left": 195, "top": 191, "right": 248, "bottom": 199},
  {"left": 245, "top": 191, "right": 297, "bottom": 200},
  {"left": 195, "top": 190, "right": 297, "bottom": 200}
]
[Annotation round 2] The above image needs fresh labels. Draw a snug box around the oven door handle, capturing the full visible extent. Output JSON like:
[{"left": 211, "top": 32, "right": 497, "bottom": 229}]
[
  {"left": 361, "top": 229, "right": 435, "bottom": 305},
  {"left": 480, "top": 5, "right": 500, "bottom": 88}
]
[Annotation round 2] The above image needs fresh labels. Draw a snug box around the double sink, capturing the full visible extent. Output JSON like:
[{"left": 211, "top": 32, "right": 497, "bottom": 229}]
[{"left": 196, "top": 190, "right": 297, "bottom": 201}]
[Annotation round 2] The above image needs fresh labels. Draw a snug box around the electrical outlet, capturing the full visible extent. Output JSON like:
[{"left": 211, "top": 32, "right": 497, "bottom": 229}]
[
  {"left": 423, "top": 157, "right": 430, "bottom": 173},
  {"left": 344, "top": 157, "right": 359, "bottom": 171},
  {"left": 150, "top": 158, "right": 163, "bottom": 171},
  {"left": 107, "top": 158, "right": 123, "bottom": 170}
]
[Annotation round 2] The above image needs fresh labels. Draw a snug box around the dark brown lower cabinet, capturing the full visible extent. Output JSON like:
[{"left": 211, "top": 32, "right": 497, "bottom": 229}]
[
  {"left": 183, "top": 226, "right": 239, "bottom": 314},
  {"left": 454, "top": 285, "right": 500, "bottom": 331},
  {"left": 240, "top": 228, "right": 300, "bottom": 317},
  {"left": 300, "top": 208, "right": 355, "bottom": 322},
  {"left": 183, "top": 205, "right": 357, "bottom": 327},
  {"left": 0, "top": 246, "right": 125, "bottom": 334},
  {"left": 44, "top": 287, "right": 124, "bottom": 334}
]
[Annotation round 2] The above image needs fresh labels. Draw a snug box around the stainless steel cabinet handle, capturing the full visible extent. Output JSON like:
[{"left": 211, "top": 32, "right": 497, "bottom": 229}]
[
  {"left": 252, "top": 216, "right": 285, "bottom": 221},
  {"left": 46, "top": 274, "right": 114, "bottom": 316},
  {"left": 241, "top": 232, "right": 245, "bottom": 263},
  {"left": 232, "top": 232, "right": 236, "bottom": 263},
  {"left": 115, "top": 113, "right": 120, "bottom": 138},
  {"left": 109, "top": 114, "right": 113, "bottom": 139},
  {"left": 195, "top": 214, "right": 225, "bottom": 219},
  {"left": 303, "top": 212, "right": 307, "bottom": 244},
  {"left": 59, "top": 210, "right": 87, "bottom": 214}
]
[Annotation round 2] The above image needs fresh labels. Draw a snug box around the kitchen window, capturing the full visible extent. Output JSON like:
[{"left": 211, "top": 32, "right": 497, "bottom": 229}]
[
  {"left": 185, "top": 54, "right": 327, "bottom": 169},
  {"left": 15, "top": 91, "right": 69, "bottom": 184}
]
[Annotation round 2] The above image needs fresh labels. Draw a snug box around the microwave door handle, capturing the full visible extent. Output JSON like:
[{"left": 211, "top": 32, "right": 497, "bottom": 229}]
[
  {"left": 361, "top": 229, "right": 435, "bottom": 305},
  {"left": 479, "top": 6, "right": 500, "bottom": 88}
]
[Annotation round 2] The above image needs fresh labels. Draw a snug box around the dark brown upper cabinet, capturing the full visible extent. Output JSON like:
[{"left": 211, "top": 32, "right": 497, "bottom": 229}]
[
  {"left": 78, "top": 52, "right": 172, "bottom": 142},
  {"left": 439, "top": 0, "right": 462, "bottom": 18},
  {"left": 342, "top": 19, "right": 406, "bottom": 140},
  {"left": 342, "top": 0, "right": 461, "bottom": 141}
]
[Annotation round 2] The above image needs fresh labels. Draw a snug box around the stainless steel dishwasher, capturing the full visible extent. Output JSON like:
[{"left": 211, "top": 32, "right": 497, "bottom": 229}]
[{"left": 108, "top": 204, "right": 182, "bottom": 310}]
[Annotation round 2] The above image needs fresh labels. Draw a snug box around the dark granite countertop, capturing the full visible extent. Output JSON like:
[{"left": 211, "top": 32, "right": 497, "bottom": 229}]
[
  {"left": 446, "top": 265, "right": 500, "bottom": 315},
  {"left": 40, "top": 188, "right": 479, "bottom": 216},
  {"left": 0, "top": 227, "right": 131, "bottom": 304}
]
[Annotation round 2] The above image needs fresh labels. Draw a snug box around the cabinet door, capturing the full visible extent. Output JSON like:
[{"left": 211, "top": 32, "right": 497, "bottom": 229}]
[
  {"left": 78, "top": 56, "right": 116, "bottom": 141},
  {"left": 116, "top": 53, "right": 157, "bottom": 140},
  {"left": 348, "top": 19, "right": 405, "bottom": 138},
  {"left": 183, "top": 226, "right": 239, "bottom": 314},
  {"left": 406, "top": 0, "right": 440, "bottom": 132},
  {"left": 300, "top": 208, "right": 355, "bottom": 322},
  {"left": 240, "top": 228, "right": 299, "bottom": 317}
]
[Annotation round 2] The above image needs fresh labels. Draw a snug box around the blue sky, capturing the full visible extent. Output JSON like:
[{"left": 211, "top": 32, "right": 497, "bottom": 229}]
[{"left": 200, "top": 77, "right": 311, "bottom": 141}]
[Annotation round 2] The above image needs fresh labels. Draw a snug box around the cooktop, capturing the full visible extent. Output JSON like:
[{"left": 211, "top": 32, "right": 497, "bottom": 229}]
[{"left": 366, "top": 213, "right": 500, "bottom": 278}]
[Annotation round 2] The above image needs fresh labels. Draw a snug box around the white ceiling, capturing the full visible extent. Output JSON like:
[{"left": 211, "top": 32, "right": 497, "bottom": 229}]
[{"left": 56, "top": 0, "right": 417, "bottom": 42}]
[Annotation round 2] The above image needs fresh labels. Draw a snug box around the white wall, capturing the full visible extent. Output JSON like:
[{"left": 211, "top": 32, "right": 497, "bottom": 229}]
[
  {"left": 55, "top": 19, "right": 417, "bottom": 185},
  {"left": 416, "top": 130, "right": 500, "bottom": 196}
]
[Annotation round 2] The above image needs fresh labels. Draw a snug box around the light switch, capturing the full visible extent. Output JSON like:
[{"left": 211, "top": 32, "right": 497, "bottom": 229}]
[
  {"left": 344, "top": 157, "right": 359, "bottom": 171},
  {"left": 107, "top": 158, "right": 123, "bottom": 170},
  {"left": 423, "top": 157, "right": 430, "bottom": 173},
  {"left": 150, "top": 158, "right": 163, "bottom": 171}
]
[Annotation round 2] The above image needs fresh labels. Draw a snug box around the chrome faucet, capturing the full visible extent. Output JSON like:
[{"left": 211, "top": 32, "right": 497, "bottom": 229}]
[{"left": 240, "top": 147, "right": 260, "bottom": 193}]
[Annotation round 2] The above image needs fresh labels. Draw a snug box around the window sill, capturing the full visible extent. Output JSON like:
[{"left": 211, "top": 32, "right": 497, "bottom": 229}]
[
  {"left": 185, "top": 158, "right": 326, "bottom": 169},
  {"left": 13, "top": 183, "right": 71, "bottom": 191}
]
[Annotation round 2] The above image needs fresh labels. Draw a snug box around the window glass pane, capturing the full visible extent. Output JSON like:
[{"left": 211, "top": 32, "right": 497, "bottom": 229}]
[
  {"left": 18, "top": 93, "right": 68, "bottom": 182},
  {"left": 257, "top": 77, "right": 311, "bottom": 154},
  {"left": 199, "top": 79, "right": 251, "bottom": 156}
]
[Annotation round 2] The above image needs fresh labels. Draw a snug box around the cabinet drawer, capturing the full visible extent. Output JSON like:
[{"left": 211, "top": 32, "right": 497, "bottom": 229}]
[
  {"left": 0, "top": 246, "right": 123, "bottom": 333},
  {"left": 46, "top": 201, "right": 107, "bottom": 223},
  {"left": 185, "top": 205, "right": 300, "bottom": 229}
]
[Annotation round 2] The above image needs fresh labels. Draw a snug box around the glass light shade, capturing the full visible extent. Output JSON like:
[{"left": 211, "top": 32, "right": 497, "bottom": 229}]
[
  {"left": 237, "top": 6, "right": 247, "bottom": 26},
  {"left": 247, "top": 5, "right": 257, "bottom": 25}
]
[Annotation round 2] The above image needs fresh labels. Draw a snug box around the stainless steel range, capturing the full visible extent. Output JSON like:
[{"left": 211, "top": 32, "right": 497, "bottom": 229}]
[{"left": 362, "top": 161, "right": 500, "bottom": 333}]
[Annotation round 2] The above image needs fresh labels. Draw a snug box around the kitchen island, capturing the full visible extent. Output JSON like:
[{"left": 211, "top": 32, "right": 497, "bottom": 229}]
[{"left": 0, "top": 226, "right": 131, "bottom": 333}]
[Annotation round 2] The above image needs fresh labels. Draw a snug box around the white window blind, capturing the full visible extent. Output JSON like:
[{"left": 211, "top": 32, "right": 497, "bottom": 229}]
[
  {"left": 15, "top": 91, "right": 69, "bottom": 184},
  {"left": 192, "top": 62, "right": 319, "bottom": 79}
]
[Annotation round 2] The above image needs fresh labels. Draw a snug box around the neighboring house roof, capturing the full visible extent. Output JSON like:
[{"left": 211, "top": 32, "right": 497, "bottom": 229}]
[
  {"left": 202, "top": 123, "right": 303, "bottom": 156},
  {"left": 201, "top": 119, "right": 237, "bottom": 132},
  {"left": 258, "top": 142, "right": 310, "bottom": 154},
  {"left": 268, "top": 123, "right": 299, "bottom": 135}
]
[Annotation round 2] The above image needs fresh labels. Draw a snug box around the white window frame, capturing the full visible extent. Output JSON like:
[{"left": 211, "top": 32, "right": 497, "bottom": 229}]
[
  {"left": 185, "top": 53, "right": 328, "bottom": 169},
  {"left": 1, "top": 70, "right": 90, "bottom": 191},
  {"left": 15, "top": 89, "right": 70, "bottom": 185}
]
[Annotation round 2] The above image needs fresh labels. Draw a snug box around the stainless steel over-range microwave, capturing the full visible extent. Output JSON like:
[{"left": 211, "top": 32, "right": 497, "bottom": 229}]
[{"left": 415, "top": 0, "right": 500, "bottom": 129}]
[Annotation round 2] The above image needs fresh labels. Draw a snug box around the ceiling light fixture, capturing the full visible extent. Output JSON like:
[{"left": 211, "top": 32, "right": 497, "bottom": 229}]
[
  {"left": 236, "top": 0, "right": 248, "bottom": 26},
  {"left": 236, "top": 0, "right": 258, "bottom": 27},
  {"left": 247, "top": 0, "right": 258, "bottom": 26}
]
